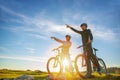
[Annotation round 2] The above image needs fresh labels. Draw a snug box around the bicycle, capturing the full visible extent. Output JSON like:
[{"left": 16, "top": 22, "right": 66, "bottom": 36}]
[
  {"left": 47, "top": 47, "right": 62, "bottom": 76},
  {"left": 47, "top": 47, "right": 79, "bottom": 77},
  {"left": 75, "top": 46, "right": 108, "bottom": 77}
]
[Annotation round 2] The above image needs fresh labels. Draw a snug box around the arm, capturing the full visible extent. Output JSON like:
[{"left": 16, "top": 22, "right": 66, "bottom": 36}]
[
  {"left": 66, "top": 24, "right": 82, "bottom": 34},
  {"left": 51, "top": 37, "right": 64, "bottom": 44},
  {"left": 77, "top": 30, "right": 93, "bottom": 48},
  {"left": 88, "top": 29, "right": 93, "bottom": 43}
]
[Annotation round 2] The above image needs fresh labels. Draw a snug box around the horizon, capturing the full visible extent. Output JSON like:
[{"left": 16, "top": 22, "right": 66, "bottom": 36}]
[{"left": 0, "top": 0, "right": 120, "bottom": 71}]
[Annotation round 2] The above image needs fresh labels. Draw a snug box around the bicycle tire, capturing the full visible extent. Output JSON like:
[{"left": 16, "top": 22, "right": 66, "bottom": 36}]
[
  {"left": 75, "top": 54, "right": 86, "bottom": 78},
  {"left": 47, "top": 57, "right": 62, "bottom": 76},
  {"left": 98, "top": 58, "right": 107, "bottom": 74}
]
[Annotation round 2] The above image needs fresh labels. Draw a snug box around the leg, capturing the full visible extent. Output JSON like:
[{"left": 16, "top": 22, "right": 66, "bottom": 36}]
[
  {"left": 66, "top": 54, "right": 73, "bottom": 71},
  {"left": 88, "top": 47, "right": 100, "bottom": 68},
  {"left": 87, "top": 47, "right": 101, "bottom": 72},
  {"left": 83, "top": 47, "right": 92, "bottom": 77},
  {"left": 85, "top": 52, "right": 92, "bottom": 76},
  {"left": 60, "top": 54, "right": 65, "bottom": 73},
  {"left": 84, "top": 49, "right": 92, "bottom": 78}
]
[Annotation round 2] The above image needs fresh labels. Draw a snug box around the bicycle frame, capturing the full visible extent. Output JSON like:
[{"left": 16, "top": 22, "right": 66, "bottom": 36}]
[
  {"left": 77, "top": 47, "right": 99, "bottom": 68},
  {"left": 52, "top": 48, "right": 75, "bottom": 72},
  {"left": 53, "top": 55, "right": 61, "bottom": 67},
  {"left": 52, "top": 48, "right": 62, "bottom": 66},
  {"left": 47, "top": 46, "right": 107, "bottom": 77},
  {"left": 76, "top": 47, "right": 107, "bottom": 73}
]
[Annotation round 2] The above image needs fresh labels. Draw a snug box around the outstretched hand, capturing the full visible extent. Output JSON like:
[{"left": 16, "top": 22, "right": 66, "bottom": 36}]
[
  {"left": 51, "top": 36, "right": 55, "bottom": 39},
  {"left": 66, "top": 24, "right": 71, "bottom": 28}
]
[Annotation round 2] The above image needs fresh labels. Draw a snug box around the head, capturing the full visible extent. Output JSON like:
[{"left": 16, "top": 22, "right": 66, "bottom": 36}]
[
  {"left": 65, "top": 35, "right": 71, "bottom": 41},
  {"left": 80, "top": 23, "right": 87, "bottom": 30}
]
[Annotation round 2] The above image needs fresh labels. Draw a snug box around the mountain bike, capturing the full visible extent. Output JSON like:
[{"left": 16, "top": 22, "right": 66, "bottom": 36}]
[
  {"left": 75, "top": 46, "right": 108, "bottom": 77},
  {"left": 47, "top": 47, "right": 78, "bottom": 77},
  {"left": 47, "top": 47, "right": 62, "bottom": 76},
  {"left": 47, "top": 46, "right": 107, "bottom": 78}
]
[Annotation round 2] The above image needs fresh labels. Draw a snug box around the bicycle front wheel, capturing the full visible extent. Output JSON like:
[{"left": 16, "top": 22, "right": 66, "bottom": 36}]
[
  {"left": 75, "top": 54, "right": 86, "bottom": 78},
  {"left": 98, "top": 58, "right": 107, "bottom": 74},
  {"left": 47, "top": 57, "right": 62, "bottom": 76}
]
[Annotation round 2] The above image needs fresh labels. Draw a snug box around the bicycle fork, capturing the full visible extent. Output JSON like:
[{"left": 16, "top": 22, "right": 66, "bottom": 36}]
[{"left": 53, "top": 58, "right": 58, "bottom": 68}]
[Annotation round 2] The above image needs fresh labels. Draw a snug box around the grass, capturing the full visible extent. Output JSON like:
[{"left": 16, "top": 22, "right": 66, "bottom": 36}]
[
  {"left": 0, "top": 69, "right": 47, "bottom": 79},
  {"left": 0, "top": 69, "right": 120, "bottom": 80}
]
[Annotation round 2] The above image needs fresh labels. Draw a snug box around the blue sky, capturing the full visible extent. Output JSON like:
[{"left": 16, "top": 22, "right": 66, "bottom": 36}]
[{"left": 0, "top": 0, "right": 120, "bottom": 71}]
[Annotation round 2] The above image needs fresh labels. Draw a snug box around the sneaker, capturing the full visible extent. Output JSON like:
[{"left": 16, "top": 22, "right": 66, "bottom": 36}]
[
  {"left": 85, "top": 73, "right": 92, "bottom": 78},
  {"left": 85, "top": 75, "right": 92, "bottom": 78}
]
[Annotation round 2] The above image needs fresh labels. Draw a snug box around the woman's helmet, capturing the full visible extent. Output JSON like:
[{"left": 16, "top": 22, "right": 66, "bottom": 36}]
[{"left": 65, "top": 35, "right": 71, "bottom": 39}]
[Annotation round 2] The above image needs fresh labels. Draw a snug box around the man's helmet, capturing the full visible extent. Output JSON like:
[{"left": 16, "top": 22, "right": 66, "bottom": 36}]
[{"left": 80, "top": 23, "right": 87, "bottom": 27}]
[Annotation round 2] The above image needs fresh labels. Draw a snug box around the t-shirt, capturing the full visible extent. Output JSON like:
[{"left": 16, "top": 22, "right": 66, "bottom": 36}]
[{"left": 61, "top": 41, "right": 71, "bottom": 54}]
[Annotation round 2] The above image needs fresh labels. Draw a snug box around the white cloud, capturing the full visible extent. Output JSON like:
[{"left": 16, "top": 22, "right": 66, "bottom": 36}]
[
  {"left": 29, "top": 34, "right": 47, "bottom": 40},
  {"left": 61, "top": 9, "right": 117, "bottom": 42},
  {"left": 1, "top": 5, "right": 117, "bottom": 42},
  {"left": 94, "top": 30, "right": 116, "bottom": 41},
  {"left": 0, "top": 4, "right": 27, "bottom": 20},
  {"left": 42, "top": 21, "right": 74, "bottom": 35},
  {"left": 0, "top": 55, "right": 48, "bottom": 62},
  {"left": 73, "top": 13, "right": 81, "bottom": 20},
  {"left": 1, "top": 5, "right": 74, "bottom": 37},
  {"left": 0, "top": 46, "right": 11, "bottom": 53},
  {"left": 88, "top": 24, "right": 117, "bottom": 41},
  {"left": 26, "top": 48, "right": 36, "bottom": 54},
  {"left": 0, "top": 55, "right": 48, "bottom": 71}
]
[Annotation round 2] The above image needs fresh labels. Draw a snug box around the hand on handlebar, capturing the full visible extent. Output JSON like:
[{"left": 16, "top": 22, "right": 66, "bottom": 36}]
[
  {"left": 77, "top": 42, "right": 91, "bottom": 49},
  {"left": 52, "top": 46, "right": 63, "bottom": 51},
  {"left": 77, "top": 45, "right": 83, "bottom": 49},
  {"left": 52, "top": 47, "right": 60, "bottom": 51},
  {"left": 52, "top": 48, "right": 57, "bottom": 51}
]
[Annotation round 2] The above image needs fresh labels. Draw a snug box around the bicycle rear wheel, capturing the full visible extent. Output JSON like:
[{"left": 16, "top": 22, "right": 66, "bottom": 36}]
[
  {"left": 47, "top": 57, "right": 62, "bottom": 76},
  {"left": 98, "top": 58, "right": 107, "bottom": 74},
  {"left": 75, "top": 54, "right": 86, "bottom": 78}
]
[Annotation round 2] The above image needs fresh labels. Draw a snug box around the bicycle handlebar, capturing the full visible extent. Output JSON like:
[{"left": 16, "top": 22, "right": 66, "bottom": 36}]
[
  {"left": 77, "top": 44, "right": 85, "bottom": 49},
  {"left": 77, "top": 42, "right": 92, "bottom": 49},
  {"left": 52, "top": 48, "right": 59, "bottom": 51},
  {"left": 52, "top": 46, "right": 62, "bottom": 52},
  {"left": 77, "top": 45, "right": 99, "bottom": 52}
]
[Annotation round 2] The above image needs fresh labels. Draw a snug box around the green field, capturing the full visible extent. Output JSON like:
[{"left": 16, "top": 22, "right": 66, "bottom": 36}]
[
  {"left": 0, "top": 69, "right": 120, "bottom": 80},
  {"left": 0, "top": 69, "right": 48, "bottom": 79}
]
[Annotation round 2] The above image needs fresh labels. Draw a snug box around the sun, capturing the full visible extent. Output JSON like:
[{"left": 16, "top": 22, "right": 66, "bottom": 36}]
[{"left": 63, "top": 58, "right": 69, "bottom": 67}]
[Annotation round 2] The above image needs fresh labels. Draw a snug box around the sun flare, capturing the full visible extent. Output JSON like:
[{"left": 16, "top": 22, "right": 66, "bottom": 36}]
[{"left": 63, "top": 58, "right": 68, "bottom": 66}]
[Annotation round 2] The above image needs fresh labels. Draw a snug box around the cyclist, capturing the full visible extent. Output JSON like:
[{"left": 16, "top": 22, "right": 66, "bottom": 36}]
[
  {"left": 51, "top": 35, "right": 72, "bottom": 72},
  {"left": 66, "top": 23, "right": 101, "bottom": 78}
]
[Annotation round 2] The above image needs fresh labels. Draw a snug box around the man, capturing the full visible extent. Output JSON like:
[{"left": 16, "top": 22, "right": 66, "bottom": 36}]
[
  {"left": 51, "top": 35, "right": 72, "bottom": 71},
  {"left": 66, "top": 23, "right": 101, "bottom": 78}
]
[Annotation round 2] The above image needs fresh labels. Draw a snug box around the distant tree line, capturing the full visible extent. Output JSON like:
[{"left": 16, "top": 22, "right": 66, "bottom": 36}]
[
  {"left": 107, "top": 67, "right": 120, "bottom": 74},
  {"left": 1, "top": 67, "right": 120, "bottom": 74}
]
